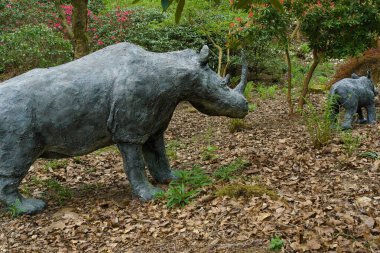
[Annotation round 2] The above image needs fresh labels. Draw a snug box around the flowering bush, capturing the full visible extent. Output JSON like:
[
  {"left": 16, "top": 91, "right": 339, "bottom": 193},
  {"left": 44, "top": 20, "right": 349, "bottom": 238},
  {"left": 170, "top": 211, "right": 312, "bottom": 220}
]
[
  {"left": 0, "top": 0, "right": 56, "bottom": 35},
  {"left": 0, "top": 24, "right": 72, "bottom": 74}
]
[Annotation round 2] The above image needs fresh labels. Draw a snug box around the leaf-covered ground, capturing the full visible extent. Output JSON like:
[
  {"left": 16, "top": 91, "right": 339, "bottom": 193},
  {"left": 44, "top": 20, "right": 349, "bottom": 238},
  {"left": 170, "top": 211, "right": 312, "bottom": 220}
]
[{"left": 1, "top": 92, "right": 379, "bottom": 252}]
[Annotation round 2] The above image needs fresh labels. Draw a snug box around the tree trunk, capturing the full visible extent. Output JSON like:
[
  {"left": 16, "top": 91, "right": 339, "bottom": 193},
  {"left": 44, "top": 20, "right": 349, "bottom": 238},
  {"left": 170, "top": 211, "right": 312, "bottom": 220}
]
[
  {"left": 72, "top": 0, "right": 89, "bottom": 59},
  {"left": 54, "top": 0, "right": 74, "bottom": 41},
  {"left": 298, "top": 49, "right": 321, "bottom": 110},
  {"left": 285, "top": 45, "right": 293, "bottom": 115}
]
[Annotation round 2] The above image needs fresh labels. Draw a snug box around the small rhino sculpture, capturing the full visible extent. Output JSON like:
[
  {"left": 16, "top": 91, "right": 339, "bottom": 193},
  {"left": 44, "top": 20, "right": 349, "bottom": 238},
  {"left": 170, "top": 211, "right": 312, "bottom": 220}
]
[
  {"left": 0, "top": 43, "right": 249, "bottom": 214},
  {"left": 329, "top": 72, "right": 377, "bottom": 130}
]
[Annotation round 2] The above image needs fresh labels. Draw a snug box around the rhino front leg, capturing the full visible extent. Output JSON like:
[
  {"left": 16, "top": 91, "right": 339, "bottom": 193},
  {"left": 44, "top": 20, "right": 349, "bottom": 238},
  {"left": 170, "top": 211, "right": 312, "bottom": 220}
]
[
  {"left": 117, "top": 143, "right": 162, "bottom": 201},
  {"left": 366, "top": 103, "right": 377, "bottom": 124},
  {"left": 142, "top": 134, "right": 177, "bottom": 184}
]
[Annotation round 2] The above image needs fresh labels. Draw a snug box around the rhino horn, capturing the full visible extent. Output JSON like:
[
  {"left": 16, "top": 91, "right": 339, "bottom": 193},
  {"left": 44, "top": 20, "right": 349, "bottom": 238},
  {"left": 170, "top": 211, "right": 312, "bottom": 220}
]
[
  {"left": 234, "top": 50, "right": 248, "bottom": 94},
  {"left": 222, "top": 74, "right": 231, "bottom": 86},
  {"left": 367, "top": 70, "right": 372, "bottom": 79},
  {"left": 199, "top": 45, "right": 209, "bottom": 66}
]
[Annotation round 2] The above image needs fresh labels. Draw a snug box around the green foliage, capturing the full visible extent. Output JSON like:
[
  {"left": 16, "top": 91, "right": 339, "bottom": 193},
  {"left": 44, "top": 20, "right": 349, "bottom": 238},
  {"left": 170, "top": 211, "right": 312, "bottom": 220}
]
[
  {"left": 0, "top": 24, "right": 72, "bottom": 74},
  {"left": 94, "top": 145, "right": 119, "bottom": 155},
  {"left": 200, "top": 145, "right": 218, "bottom": 161},
  {"left": 165, "top": 183, "right": 199, "bottom": 208},
  {"left": 88, "top": 0, "right": 105, "bottom": 14},
  {"left": 43, "top": 159, "right": 68, "bottom": 171},
  {"left": 156, "top": 166, "right": 213, "bottom": 208},
  {"left": 303, "top": 98, "right": 335, "bottom": 148},
  {"left": 213, "top": 159, "right": 248, "bottom": 181},
  {"left": 256, "top": 84, "right": 277, "bottom": 99},
  {"left": 7, "top": 199, "right": 25, "bottom": 217},
  {"left": 215, "top": 183, "right": 279, "bottom": 200},
  {"left": 228, "top": 118, "right": 247, "bottom": 133},
  {"left": 0, "top": 0, "right": 56, "bottom": 36},
  {"left": 299, "top": 43, "right": 311, "bottom": 55},
  {"left": 360, "top": 151, "right": 380, "bottom": 160},
  {"left": 172, "top": 167, "right": 213, "bottom": 189},
  {"left": 248, "top": 103, "right": 257, "bottom": 112},
  {"left": 340, "top": 131, "right": 361, "bottom": 156},
  {"left": 269, "top": 236, "right": 285, "bottom": 252},
  {"left": 126, "top": 9, "right": 207, "bottom": 53},
  {"left": 295, "top": 0, "right": 380, "bottom": 59},
  {"left": 43, "top": 179, "right": 73, "bottom": 205},
  {"left": 243, "top": 81, "right": 254, "bottom": 100},
  {"left": 31, "top": 177, "right": 73, "bottom": 205}
]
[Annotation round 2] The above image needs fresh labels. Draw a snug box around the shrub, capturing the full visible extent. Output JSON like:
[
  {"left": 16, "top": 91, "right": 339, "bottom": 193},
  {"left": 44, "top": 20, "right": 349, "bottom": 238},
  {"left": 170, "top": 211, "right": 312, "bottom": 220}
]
[
  {"left": 200, "top": 145, "right": 218, "bottom": 161},
  {"left": 256, "top": 84, "right": 278, "bottom": 99},
  {"left": 125, "top": 9, "right": 208, "bottom": 53},
  {"left": 0, "top": 24, "right": 72, "bottom": 74},
  {"left": 228, "top": 118, "right": 247, "bottom": 133},
  {"left": 155, "top": 166, "right": 213, "bottom": 208},
  {"left": 340, "top": 131, "right": 361, "bottom": 156},
  {"left": 171, "top": 167, "right": 213, "bottom": 190},
  {"left": 303, "top": 98, "right": 335, "bottom": 148},
  {"left": 0, "top": 0, "right": 56, "bottom": 35}
]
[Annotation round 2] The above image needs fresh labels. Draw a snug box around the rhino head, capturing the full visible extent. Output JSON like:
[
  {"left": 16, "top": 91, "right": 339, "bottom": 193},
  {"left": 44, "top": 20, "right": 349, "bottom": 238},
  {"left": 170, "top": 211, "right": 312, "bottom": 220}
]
[{"left": 187, "top": 46, "right": 249, "bottom": 118}]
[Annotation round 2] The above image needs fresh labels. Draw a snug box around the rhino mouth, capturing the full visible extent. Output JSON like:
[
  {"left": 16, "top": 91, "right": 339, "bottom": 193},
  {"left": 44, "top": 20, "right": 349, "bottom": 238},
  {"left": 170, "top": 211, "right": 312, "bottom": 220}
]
[{"left": 190, "top": 97, "right": 248, "bottom": 119}]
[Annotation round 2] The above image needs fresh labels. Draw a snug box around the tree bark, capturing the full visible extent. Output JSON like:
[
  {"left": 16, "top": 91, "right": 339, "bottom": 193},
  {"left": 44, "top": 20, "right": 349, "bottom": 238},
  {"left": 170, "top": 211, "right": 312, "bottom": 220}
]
[
  {"left": 298, "top": 49, "right": 321, "bottom": 110},
  {"left": 72, "top": 0, "right": 89, "bottom": 59},
  {"left": 285, "top": 45, "right": 293, "bottom": 115}
]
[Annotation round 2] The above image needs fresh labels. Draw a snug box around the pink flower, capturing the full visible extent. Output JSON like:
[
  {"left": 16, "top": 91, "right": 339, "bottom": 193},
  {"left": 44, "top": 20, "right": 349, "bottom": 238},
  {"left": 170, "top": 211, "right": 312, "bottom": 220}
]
[
  {"left": 248, "top": 12, "right": 253, "bottom": 18},
  {"left": 229, "top": 22, "right": 235, "bottom": 28},
  {"left": 97, "top": 40, "right": 104, "bottom": 46},
  {"left": 236, "top": 17, "right": 242, "bottom": 22},
  {"left": 5, "top": 4, "right": 11, "bottom": 8},
  {"left": 54, "top": 23, "right": 61, "bottom": 28}
]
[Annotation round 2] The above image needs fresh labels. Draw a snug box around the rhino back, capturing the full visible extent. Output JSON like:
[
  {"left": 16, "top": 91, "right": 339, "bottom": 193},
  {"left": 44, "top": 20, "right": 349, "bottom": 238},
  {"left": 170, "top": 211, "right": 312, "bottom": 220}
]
[
  {"left": 331, "top": 78, "right": 374, "bottom": 105},
  {"left": 0, "top": 43, "right": 196, "bottom": 153},
  {"left": 0, "top": 43, "right": 144, "bottom": 154}
]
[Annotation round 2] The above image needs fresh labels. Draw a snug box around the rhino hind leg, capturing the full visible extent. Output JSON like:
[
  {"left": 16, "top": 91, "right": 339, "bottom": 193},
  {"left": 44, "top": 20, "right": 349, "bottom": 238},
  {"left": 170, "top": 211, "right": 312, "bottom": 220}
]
[
  {"left": 0, "top": 135, "right": 45, "bottom": 215},
  {"left": 366, "top": 103, "right": 377, "bottom": 124},
  {"left": 142, "top": 134, "right": 177, "bottom": 184},
  {"left": 118, "top": 143, "right": 162, "bottom": 201},
  {"left": 357, "top": 107, "right": 367, "bottom": 124},
  {"left": 341, "top": 106, "right": 357, "bottom": 130}
]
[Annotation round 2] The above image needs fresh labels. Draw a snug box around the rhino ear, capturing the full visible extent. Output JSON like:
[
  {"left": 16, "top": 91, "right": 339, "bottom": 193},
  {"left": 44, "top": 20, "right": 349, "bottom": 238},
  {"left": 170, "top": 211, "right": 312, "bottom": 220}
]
[
  {"left": 199, "top": 45, "right": 209, "bottom": 66},
  {"left": 367, "top": 70, "right": 372, "bottom": 79}
]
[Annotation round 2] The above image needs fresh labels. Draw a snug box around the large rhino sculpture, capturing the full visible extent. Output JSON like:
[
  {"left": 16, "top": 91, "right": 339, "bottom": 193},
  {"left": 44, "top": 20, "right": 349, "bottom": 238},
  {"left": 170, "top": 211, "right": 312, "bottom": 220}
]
[{"left": 0, "top": 43, "right": 248, "bottom": 214}]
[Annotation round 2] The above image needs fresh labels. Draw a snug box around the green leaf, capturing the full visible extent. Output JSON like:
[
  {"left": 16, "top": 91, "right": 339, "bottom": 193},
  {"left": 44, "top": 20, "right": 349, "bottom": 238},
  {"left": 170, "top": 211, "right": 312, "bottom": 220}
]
[
  {"left": 175, "top": 0, "right": 186, "bottom": 24},
  {"left": 269, "top": 0, "right": 283, "bottom": 11}
]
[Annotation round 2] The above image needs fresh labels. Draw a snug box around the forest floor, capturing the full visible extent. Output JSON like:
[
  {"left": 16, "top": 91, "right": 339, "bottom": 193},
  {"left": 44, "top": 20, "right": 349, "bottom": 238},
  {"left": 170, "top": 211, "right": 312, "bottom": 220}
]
[{"left": 0, "top": 91, "right": 379, "bottom": 253}]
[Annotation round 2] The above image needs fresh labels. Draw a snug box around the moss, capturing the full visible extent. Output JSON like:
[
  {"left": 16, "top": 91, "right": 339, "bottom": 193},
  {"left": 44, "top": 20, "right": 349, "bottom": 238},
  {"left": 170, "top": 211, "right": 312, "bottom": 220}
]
[
  {"left": 93, "top": 145, "right": 119, "bottom": 155},
  {"left": 215, "top": 184, "right": 279, "bottom": 200}
]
